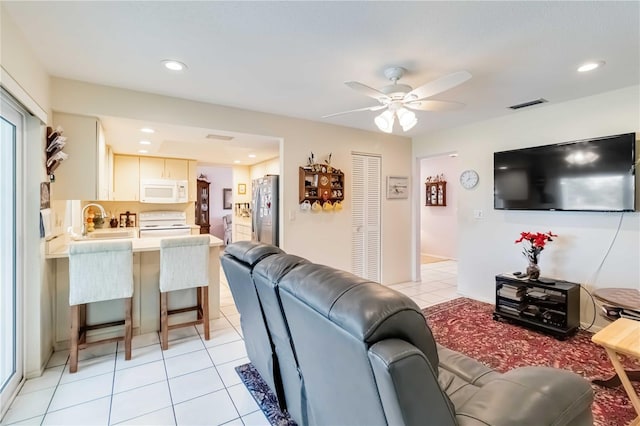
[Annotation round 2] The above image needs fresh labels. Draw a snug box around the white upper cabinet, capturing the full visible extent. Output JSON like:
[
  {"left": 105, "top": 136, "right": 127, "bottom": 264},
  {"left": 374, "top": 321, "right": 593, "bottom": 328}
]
[
  {"left": 50, "top": 112, "right": 111, "bottom": 201},
  {"left": 112, "top": 155, "right": 140, "bottom": 201},
  {"left": 139, "top": 157, "right": 188, "bottom": 181},
  {"left": 188, "top": 160, "right": 197, "bottom": 202}
]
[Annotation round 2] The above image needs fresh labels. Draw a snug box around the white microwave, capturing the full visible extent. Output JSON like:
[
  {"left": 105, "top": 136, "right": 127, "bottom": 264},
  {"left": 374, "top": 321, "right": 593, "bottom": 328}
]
[{"left": 140, "top": 179, "right": 188, "bottom": 204}]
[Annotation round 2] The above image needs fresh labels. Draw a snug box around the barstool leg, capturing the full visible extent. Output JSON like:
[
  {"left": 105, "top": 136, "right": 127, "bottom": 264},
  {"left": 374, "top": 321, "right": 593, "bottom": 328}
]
[
  {"left": 125, "top": 297, "right": 132, "bottom": 360},
  {"left": 202, "top": 286, "right": 210, "bottom": 341},
  {"left": 160, "top": 291, "right": 168, "bottom": 350},
  {"left": 70, "top": 305, "right": 79, "bottom": 373}
]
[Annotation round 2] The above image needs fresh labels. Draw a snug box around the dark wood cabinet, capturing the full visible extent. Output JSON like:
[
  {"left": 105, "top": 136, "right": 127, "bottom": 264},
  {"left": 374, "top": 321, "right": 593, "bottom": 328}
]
[
  {"left": 425, "top": 181, "right": 446, "bottom": 206},
  {"left": 299, "top": 166, "right": 344, "bottom": 205},
  {"left": 493, "top": 274, "right": 580, "bottom": 340},
  {"left": 195, "top": 179, "right": 210, "bottom": 234}
]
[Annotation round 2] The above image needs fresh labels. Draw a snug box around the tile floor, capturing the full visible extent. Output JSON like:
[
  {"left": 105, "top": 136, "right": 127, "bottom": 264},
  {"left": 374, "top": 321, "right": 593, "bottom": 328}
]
[{"left": 1, "top": 261, "right": 458, "bottom": 426}]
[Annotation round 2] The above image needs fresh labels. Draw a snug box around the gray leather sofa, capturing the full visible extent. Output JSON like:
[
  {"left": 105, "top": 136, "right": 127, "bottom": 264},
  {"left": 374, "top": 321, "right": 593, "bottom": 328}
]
[{"left": 222, "top": 242, "right": 594, "bottom": 426}]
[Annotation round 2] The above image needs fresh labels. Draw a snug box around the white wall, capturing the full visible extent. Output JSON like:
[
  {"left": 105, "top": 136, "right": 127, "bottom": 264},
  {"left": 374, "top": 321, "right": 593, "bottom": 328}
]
[
  {"left": 250, "top": 157, "right": 280, "bottom": 180},
  {"left": 420, "top": 155, "right": 458, "bottom": 259},
  {"left": 50, "top": 78, "right": 414, "bottom": 284},
  {"left": 413, "top": 85, "right": 640, "bottom": 328},
  {"left": 197, "top": 166, "right": 233, "bottom": 239},
  {"left": 1, "top": 5, "right": 52, "bottom": 377}
]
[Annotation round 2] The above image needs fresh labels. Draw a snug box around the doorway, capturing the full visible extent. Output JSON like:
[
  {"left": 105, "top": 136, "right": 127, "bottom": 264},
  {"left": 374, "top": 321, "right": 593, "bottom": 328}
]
[
  {"left": 418, "top": 154, "right": 459, "bottom": 299},
  {"left": 0, "top": 90, "right": 25, "bottom": 416}
]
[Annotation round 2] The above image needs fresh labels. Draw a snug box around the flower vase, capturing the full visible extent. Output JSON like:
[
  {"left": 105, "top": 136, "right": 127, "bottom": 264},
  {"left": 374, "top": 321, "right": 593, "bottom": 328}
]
[{"left": 527, "top": 262, "right": 540, "bottom": 280}]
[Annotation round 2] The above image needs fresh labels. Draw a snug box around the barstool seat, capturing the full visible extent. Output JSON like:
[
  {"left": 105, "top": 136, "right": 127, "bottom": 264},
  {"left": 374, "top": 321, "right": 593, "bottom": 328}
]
[
  {"left": 159, "top": 235, "right": 211, "bottom": 350},
  {"left": 68, "top": 240, "right": 134, "bottom": 373}
]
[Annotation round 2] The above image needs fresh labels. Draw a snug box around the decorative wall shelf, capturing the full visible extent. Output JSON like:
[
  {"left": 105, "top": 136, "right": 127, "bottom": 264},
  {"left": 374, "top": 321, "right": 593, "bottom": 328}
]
[
  {"left": 299, "top": 166, "right": 344, "bottom": 208},
  {"left": 425, "top": 181, "right": 447, "bottom": 206}
]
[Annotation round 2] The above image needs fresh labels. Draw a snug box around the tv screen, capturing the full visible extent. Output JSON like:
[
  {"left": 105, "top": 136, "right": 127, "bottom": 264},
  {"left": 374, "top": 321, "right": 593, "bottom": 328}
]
[{"left": 494, "top": 133, "right": 636, "bottom": 212}]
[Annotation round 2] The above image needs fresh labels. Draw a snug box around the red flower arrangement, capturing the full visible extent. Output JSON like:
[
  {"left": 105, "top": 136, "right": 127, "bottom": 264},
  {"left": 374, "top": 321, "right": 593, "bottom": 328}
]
[{"left": 515, "top": 231, "right": 557, "bottom": 265}]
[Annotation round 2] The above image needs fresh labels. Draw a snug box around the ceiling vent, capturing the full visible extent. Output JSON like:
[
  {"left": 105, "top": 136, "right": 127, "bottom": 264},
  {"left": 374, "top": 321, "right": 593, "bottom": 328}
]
[
  {"left": 508, "top": 98, "right": 548, "bottom": 110},
  {"left": 206, "top": 133, "right": 234, "bottom": 141}
]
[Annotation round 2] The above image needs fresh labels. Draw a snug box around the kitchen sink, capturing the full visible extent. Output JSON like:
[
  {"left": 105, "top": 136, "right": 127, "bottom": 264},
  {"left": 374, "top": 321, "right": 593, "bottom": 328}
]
[
  {"left": 72, "top": 229, "right": 137, "bottom": 240},
  {"left": 87, "top": 230, "right": 136, "bottom": 239}
]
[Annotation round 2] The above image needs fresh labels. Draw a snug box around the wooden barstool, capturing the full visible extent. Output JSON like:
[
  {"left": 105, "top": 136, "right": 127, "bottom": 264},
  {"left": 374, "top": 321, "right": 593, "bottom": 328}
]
[
  {"left": 68, "top": 240, "right": 134, "bottom": 373},
  {"left": 159, "top": 235, "right": 210, "bottom": 350}
]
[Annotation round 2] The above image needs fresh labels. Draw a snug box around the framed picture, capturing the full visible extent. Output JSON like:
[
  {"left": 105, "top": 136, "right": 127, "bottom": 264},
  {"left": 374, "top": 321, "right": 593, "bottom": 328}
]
[
  {"left": 387, "top": 176, "right": 409, "bottom": 199},
  {"left": 119, "top": 212, "right": 136, "bottom": 228},
  {"left": 238, "top": 183, "right": 246, "bottom": 195},
  {"left": 223, "top": 188, "right": 232, "bottom": 210}
]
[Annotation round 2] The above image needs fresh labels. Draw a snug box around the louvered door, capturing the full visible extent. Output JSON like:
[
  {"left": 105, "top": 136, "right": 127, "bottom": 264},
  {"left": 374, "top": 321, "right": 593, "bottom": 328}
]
[{"left": 351, "top": 153, "right": 381, "bottom": 282}]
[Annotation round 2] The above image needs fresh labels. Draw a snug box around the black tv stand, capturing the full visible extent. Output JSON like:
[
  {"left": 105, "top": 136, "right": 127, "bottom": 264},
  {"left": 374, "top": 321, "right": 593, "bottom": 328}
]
[{"left": 493, "top": 274, "right": 580, "bottom": 340}]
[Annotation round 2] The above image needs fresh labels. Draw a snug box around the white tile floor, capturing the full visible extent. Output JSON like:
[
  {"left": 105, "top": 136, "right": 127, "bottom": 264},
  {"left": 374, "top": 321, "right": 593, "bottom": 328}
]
[{"left": 1, "top": 261, "right": 457, "bottom": 426}]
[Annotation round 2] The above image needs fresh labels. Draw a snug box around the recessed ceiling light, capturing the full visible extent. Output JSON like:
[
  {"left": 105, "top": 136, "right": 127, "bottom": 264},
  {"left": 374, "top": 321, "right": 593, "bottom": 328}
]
[
  {"left": 577, "top": 60, "right": 605, "bottom": 73},
  {"left": 140, "top": 127, "right": 155, "bottom": 134},
  {"left": 448, "top": 153, "right": 458, "bottom": 157},
  {"left": 248, "top": 154, "right": 256, "bottom": 158},
  {"left": 139, "top": 140, "right": 151, "bottom": 145},
  {"left": 138, "top": 149, "right": 148, "bottom": 154},
  {"left": 233, "top": 160, "right": 241, "bottom": 164},
  {"left": 162, "top": 60, "right": 187, "bottom": 71}
]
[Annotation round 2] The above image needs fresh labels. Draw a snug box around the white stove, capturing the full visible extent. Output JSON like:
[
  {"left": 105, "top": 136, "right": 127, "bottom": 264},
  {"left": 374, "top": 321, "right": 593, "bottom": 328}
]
[{"left": 138, "top": 211, "right": 191, "bottom": 238}]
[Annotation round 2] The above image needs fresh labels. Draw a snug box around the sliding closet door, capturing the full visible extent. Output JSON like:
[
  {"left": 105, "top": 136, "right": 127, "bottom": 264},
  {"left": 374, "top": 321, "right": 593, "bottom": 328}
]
[
  {"left": 0, "top": 91, "right": 24, "bottom": 416},
  {"left": 351, "top": 153, "right": 381, "bottom": 282}
]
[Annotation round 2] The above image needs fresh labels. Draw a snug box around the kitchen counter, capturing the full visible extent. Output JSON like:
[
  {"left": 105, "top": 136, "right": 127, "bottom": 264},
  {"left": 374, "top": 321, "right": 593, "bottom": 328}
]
[
  {"left": 45, "top": 234, "right": 223, "bottom": 259},
  {"left": 46, "top": 234, "right": 224, "bottom": 350}
]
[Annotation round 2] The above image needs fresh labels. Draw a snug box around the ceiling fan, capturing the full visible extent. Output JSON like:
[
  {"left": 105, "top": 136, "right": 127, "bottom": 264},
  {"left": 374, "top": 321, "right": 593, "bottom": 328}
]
[{"left": 323, "top": 67, "right": 472, "bottom": 133}]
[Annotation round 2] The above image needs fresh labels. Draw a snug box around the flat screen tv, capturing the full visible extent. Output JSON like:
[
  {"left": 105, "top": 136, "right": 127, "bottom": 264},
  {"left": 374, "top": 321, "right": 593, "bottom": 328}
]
[{"left": 494, "top": 133, "right": 636, "bottom": 212}]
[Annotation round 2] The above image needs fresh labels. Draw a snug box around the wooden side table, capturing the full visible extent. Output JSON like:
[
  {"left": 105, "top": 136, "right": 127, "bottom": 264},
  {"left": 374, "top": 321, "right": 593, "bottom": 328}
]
[{"left": 592, "top": 318, "right": 640, "bottom": 425}]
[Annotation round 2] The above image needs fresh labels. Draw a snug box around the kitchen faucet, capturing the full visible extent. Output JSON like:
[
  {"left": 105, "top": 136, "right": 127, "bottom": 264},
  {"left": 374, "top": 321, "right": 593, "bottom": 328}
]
[{"left": 81, "top": 203, "right": 107, "bottom": 236}]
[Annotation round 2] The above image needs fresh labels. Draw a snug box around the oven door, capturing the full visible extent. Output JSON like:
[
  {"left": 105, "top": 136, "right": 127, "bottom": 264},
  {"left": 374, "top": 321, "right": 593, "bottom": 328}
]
[{"left": 139, "top": 227, "right": 192, "bottom": 238}]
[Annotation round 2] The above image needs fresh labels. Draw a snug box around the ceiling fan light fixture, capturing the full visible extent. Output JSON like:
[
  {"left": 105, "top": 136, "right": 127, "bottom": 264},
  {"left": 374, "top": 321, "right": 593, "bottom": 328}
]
[
  {"left": 375, "top": 110, "right": 395, "bottom": 133},
  {"left": 397, "top": 108, "right": 417, "bottom": 131}
]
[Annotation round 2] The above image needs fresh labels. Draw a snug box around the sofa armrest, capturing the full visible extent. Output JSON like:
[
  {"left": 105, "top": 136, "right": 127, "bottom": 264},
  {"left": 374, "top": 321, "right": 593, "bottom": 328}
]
[
  {"left": 455, "top": 366, "right": 593, "bottom": 426},
  {"left": 369, "top": 339, "right": 457, "bottom": 426},
  {"left": 437, "top": 344, "right": 501, "bottom": 386}
]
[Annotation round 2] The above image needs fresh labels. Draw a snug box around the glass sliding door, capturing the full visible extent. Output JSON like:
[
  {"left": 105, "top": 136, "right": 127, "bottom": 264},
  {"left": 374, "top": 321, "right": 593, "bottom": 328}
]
[{"left": 0, "top": 91, "right": 24, "bottom": 416}]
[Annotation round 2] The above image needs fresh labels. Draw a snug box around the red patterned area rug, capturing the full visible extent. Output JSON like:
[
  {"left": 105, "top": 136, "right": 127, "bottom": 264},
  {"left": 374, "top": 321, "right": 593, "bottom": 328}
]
[{"left": 424, "top": 297, "right": 640, "bottom": 426}]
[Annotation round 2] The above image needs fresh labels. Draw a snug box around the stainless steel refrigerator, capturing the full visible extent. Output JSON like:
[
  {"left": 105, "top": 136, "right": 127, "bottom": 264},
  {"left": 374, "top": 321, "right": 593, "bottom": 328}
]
[{"left": 251, "top": 175, "right": 279, "bottom": 246}]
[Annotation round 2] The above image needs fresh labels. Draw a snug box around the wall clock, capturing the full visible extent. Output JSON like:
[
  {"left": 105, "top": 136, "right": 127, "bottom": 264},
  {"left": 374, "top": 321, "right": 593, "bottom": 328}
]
[{"left": 460, "top": 169, "right": 479, "bottom": 189}]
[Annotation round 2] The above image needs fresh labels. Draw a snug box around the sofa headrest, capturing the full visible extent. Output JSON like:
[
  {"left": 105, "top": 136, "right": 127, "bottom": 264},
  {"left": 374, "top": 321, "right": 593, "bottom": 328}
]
[
  {"left": 279, "top": 263, "right": 440, "bottom": 369},
  {"left": 223, "top": 241, "right": 284, "bottom": 266},
  {"left": 253, "top": 253, "right": 310, "bottom": 286}
]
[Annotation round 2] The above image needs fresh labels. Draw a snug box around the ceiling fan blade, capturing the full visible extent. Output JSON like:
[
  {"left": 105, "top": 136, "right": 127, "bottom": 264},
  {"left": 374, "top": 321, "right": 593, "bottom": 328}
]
[
  {"left": 345, "top": 81, "right": 390, "bottom": 102},
  {"left": 404, "top": 71, "right": 472, "bottom": 102},
  {"left": 404, "top": 100, "right": 466, "bottom": 112},
  {"left": 322, "top": 104, "right": 386, "bottom": 118}
]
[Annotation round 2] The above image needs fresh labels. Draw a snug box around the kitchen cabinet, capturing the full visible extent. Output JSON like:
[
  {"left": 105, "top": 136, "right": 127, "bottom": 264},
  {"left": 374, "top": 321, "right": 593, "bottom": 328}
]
[
  {"left": 112, "top": 155, "right": 140, "bottom": 201},
  {"left": 234, "top": 221, "right": 252, "bottom": 242},
  {"left": 139, "top": 157, "right": 188, "bottom": 181},
  {"left": 50, "top": 112, "right": 111, "bottom": 201},
  {"left": 188, "top": 160, "right": 198, "bottom": 202}
]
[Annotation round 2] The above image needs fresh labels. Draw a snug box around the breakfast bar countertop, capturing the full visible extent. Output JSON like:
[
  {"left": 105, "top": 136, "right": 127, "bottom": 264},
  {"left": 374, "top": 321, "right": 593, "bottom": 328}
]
[
  {"left": 46, "top": 233, "right": 224, "bottom": 351},
  {"left": 45, "top": 234, "right": 223, "bottom": 259}
]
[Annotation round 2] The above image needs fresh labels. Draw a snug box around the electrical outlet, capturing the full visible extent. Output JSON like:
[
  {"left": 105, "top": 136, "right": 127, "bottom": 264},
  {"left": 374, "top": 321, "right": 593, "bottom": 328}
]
[{"left": 473, "top": 209, "right": 484, "bottom": 219}]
